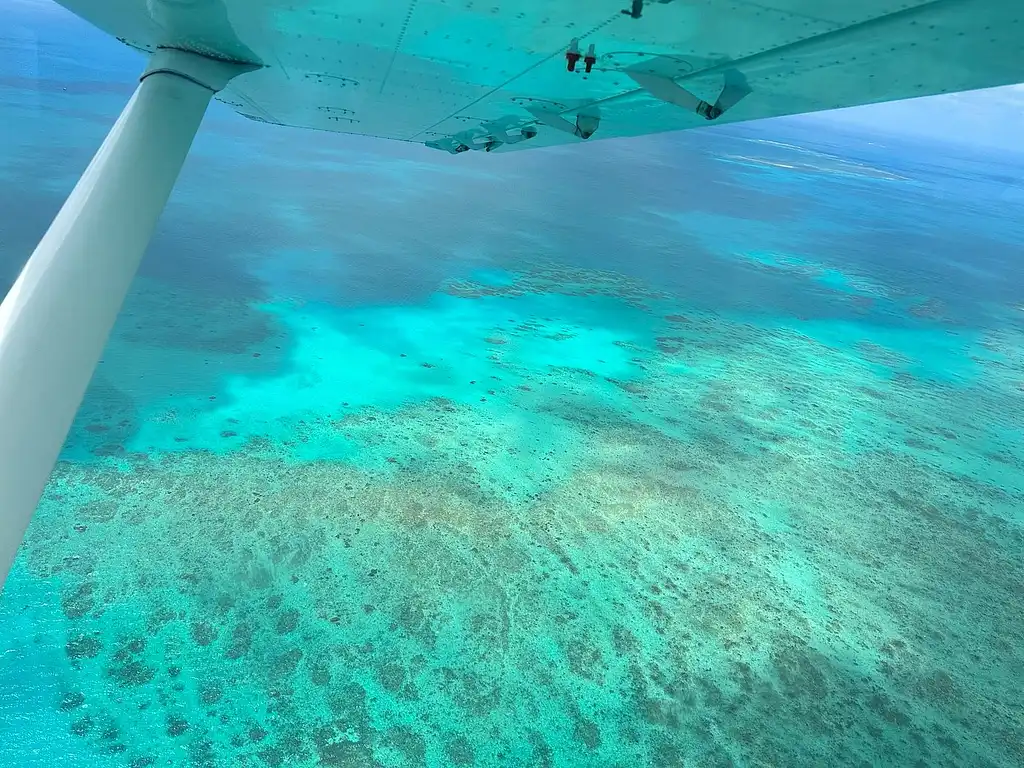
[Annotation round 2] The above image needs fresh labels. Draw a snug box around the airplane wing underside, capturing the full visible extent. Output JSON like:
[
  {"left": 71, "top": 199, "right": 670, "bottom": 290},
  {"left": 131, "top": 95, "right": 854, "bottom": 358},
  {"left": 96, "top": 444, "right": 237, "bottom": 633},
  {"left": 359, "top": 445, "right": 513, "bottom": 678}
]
[{"left": 48, "top": 0, "right": 1024, "bottom": 153}]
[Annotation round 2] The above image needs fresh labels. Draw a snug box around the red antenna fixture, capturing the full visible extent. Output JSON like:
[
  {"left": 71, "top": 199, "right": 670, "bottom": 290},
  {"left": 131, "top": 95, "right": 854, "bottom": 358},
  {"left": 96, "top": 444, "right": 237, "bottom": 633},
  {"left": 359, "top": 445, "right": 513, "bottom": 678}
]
[
  {"left": 584, "top": 43, "right": 597, "bottom": 73},
  {"left": 565, "top": 38, "right": 581, "bottom": 72}
]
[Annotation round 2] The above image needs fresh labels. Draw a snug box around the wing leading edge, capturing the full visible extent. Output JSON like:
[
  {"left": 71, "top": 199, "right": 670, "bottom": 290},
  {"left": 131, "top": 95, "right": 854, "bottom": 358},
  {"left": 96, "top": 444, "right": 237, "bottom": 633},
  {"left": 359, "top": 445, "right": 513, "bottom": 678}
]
[{"left": 51, "top": 0, "right": 1024, "bottom": 153}]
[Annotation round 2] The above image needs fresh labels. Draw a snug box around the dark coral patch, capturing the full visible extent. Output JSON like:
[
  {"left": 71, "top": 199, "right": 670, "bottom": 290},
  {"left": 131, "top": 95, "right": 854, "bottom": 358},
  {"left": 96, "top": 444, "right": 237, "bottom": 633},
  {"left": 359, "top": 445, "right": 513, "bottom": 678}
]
[
  {"left": 377, "top": 662, "right": 405, "bottom": 693},
  {"left": 446, "top": 735, "right": 475, "bottom": 766},
  {"left": 59, "top": 691, "right": 85, "bottom": 711},
  {"left": 199, "top": 682, "right": 223, "bottom": 706},
  {"left": 166, "top": 715, "right": 189, "bottom": 737},
  {"left": 106, "top": 660, "right": 155, "bottom": 688},
  {"left": 771, "top": 646, "right": 829, "bottom": 700},
  {"left": 383, "top": 726, "right": 427, "bottom": 764},
  {"left": 65, "top": 633, "right": 102, "bottom": 660},
  {"left": 225, "top": 622, "right": 253, "bottom": 659},
  {"left": 309, "top": 660, "right": 331, "bottom": 687},
  {"left": 70, "top": 716, "right": 93, "bottom": 737},
  {"left": 271, "top": 648, "right": 304, "bottom": 678},
  {"left": 61, "top": 582, "right": 95, "bottom": 619},
  {"left": 574, "top": 719, "right": 602, "bottom": 750},
  {"left": 190, "top": 621, "right": 217, "bottom": 646},
  {"left": 275, "top": 609, "right": 300, "bottom": 635}
]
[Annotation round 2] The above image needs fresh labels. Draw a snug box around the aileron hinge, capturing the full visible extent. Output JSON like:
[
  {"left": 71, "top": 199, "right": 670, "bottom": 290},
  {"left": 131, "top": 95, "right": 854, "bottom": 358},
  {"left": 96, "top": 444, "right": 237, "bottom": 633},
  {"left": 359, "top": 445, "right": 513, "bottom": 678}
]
[
  {"left": 525, "top": 107, "right": 600, "bottom": 140},
  {"left": 627, "top": 69, "right": 750, "bottom": 121}
]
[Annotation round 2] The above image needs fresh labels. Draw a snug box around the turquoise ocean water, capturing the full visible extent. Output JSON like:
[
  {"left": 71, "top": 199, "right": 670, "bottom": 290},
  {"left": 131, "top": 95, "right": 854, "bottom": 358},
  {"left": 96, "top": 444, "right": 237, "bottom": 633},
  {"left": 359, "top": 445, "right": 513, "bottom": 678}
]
[{"left": 1, "top": 5, "right": 1023, "bottom": 767}]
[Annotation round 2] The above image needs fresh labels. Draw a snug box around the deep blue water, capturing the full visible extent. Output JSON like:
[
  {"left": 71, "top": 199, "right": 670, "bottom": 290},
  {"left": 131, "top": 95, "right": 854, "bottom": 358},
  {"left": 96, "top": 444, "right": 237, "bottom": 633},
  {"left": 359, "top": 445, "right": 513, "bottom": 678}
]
[{"left": 1, "top": 3, "right": 1023, "bottom": 767}]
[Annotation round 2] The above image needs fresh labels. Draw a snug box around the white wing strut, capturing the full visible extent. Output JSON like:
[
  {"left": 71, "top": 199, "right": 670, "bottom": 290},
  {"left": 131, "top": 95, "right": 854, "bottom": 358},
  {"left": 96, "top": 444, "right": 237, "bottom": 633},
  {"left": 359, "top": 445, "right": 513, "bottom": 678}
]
[{"left": 0, "top": 49, "right": 256, "bottom": 590}]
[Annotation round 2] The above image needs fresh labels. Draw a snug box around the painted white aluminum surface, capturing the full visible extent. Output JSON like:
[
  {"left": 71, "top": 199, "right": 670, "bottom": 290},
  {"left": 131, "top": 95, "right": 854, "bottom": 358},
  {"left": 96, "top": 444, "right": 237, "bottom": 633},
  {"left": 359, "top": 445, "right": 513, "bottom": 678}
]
[{"left": 47, "top": 1, "right": 1024, "bottom": 151}]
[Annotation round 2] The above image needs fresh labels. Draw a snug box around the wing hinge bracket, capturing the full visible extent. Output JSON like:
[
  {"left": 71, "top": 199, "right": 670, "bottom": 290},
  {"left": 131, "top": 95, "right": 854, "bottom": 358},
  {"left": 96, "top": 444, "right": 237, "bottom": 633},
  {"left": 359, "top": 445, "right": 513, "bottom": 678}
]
[
  {"left": 425, "top": 117, "right": 539, "bottom": 154},
  {"left": 525, "top": 107, "right": 600, "bottom": 139},
  {"left": 627, "top": 69, "right": 750, "bottom": 121}
]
